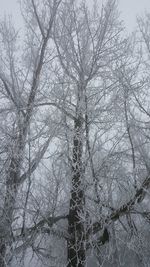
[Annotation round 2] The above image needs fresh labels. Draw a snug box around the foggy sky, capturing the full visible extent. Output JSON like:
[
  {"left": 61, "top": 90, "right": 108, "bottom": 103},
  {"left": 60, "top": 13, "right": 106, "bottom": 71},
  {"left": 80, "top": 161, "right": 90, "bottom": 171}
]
[{"left": 0, "top": 0, "right": 150, "bottom": 31}]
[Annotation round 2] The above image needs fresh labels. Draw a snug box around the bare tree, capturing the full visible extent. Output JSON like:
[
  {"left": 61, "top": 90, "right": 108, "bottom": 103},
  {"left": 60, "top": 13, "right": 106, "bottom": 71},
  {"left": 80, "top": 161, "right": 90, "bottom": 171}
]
[
  {"left": 0, "top": 0, "right": 62, "bottom": 266},
  {"left": 0, "top": 1, "right": 150, "bottom": 267},
  {"left": 53, "top": 0, "right": 128, "bottom": 265}
]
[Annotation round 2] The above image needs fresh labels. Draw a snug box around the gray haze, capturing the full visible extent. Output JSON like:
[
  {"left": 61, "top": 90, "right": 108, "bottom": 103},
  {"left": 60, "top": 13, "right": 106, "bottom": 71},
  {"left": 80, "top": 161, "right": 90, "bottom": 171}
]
[{"left": 0, "top": 0, "right": 150, "bottom": 31}]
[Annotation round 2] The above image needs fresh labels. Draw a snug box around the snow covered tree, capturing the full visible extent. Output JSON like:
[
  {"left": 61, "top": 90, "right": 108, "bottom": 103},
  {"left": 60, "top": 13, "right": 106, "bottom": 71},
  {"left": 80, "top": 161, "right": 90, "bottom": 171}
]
[
  {"left": 0, "top": 0, "right": 62, "bottom": 266},
  {"left": 53, "top": 0, "right": 128, "bottom": 265},
  {"left": 0, "top": 0, "right": 150, "bottom": 266}
]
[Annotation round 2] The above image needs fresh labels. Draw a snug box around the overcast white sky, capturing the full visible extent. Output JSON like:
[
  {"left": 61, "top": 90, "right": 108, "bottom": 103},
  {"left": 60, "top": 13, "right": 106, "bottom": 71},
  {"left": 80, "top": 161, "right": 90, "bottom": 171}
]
[{"left": 0, "top": 0, "right": 150, "bottom": 31}]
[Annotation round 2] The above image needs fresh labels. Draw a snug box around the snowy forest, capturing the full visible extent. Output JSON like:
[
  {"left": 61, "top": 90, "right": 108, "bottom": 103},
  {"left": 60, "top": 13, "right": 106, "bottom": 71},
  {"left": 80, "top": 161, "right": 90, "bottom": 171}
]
[{"left": 0, "top": 0, "right": 150, "bottom": 266}]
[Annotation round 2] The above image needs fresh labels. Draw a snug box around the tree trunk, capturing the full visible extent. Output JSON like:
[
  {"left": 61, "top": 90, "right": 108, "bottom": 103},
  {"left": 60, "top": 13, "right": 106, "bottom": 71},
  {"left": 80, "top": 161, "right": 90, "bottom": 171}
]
[
  {"left": 0, "top": 157, "right": 19, "bottom": 266},
  {"left": 0, "top": 243, "right": 6, "bottom": 267},
  {"left": 67, "top": 117, "right": 86, "bottom": 267}
]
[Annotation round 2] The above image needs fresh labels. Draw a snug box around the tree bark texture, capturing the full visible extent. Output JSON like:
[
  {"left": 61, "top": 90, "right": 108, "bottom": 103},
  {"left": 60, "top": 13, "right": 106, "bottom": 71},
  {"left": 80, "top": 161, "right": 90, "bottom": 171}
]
[{"left": 67, "top": 116, "right": 86, "bottom": 267}]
